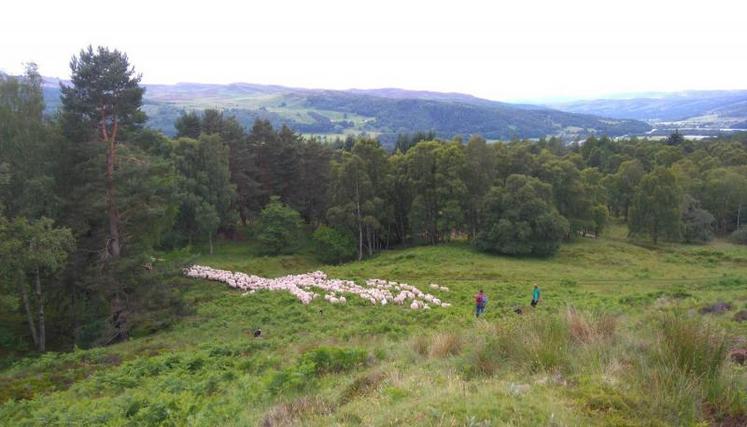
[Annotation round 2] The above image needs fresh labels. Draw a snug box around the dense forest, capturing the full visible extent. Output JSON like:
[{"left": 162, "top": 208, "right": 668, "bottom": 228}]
[{"left": 2, "top": 47, "right": 747, "bottom": 356}]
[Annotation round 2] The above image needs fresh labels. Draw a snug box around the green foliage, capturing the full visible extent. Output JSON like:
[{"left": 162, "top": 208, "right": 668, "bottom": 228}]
[
  {"left": 174, "top": 111, "right": 201, "bottom": 138},
  {"left": 604, "top": 159, "right": 644, "bottom": 219},
  {"left": 632, "top": 313, "right": 743, "bottom": 423},
  {"left": 312, "top": 226, "right": 357, "bottom": 264},
  {"left": 729, "top": 227, "right": 747, "bottom": 245},
  {"left": 681, "top": 195, "right": 715, "bottom": 243},
  {"left": 405, "top": 141, "right": 468, "bottom": 244},
  {"left": 474, "top": 175, "right": 569, "bottom": 256},
  {"left": 699, "top": 168, "right": 747, "bottom": 233},
  {"left": 60, "top": 45, "right": 145, "bottom": 134},
  {"left": 2, "top": 237, "right": 747, "bottom": 425},
  {"left": 268, "top": 346, "right": 367, "bottom": 395},
  {"left": 256, "top": 198, "right": 303, "bottom": 255},
  {"left": 301, "top": 346, "right": 368, "bottom": 375},
  {"left": 170, "top": 134, "right": 236, "bottom": 250},
  {"left": 629, "top": 167, "right": 683, "bottom": 243}
]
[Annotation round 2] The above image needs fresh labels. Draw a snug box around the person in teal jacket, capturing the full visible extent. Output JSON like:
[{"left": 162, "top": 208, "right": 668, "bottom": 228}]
[{"left": 530, "top": 284, "right": 541, "bottom": 307}]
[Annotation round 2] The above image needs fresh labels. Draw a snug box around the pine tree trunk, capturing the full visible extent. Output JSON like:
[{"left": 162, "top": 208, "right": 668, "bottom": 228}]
[
  {"left": 355, "top": 182, "right": 363, "bottom": 261},
  {"left": 18, "top": 277, "right": 38, "bottom": 349},
  {"left": 367, "top": 227, "right": 373, "bottom": 256},
  {"left": 357, "top": 219, "right": 363, "bottom": 261},
  {"left": 738, "top": 204, "right": 742, "bottom": 229},
  {"left": 35, "top": 267, "right": 46, "bottom": 352},
  {"left": 106, "top": 136, "right": 121, "bottom": 258},
  {"left": 72, "top": 285, "right": 80, "bottom": 348},
  {"left": 208, "top": 232, "right": 214, "bottom": 255}
]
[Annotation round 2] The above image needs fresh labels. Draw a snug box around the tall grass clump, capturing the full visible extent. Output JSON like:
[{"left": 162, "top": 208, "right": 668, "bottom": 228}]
[
  {"left": 464, "top": 313, "right": 570, "bottom": 376},
  {"left": 632, "top": 313, "right": 744, "bottom": 424},
  {"left": 464, "top": 309, "right": 620, "bottom": 378},
  {"left": 430, "top": 331, "right": 464, "bottom": 358}
]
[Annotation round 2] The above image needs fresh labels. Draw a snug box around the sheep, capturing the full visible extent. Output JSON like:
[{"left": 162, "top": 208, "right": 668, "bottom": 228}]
[{"left": 184, "top": 265, "right": 451, "bottom": 309}]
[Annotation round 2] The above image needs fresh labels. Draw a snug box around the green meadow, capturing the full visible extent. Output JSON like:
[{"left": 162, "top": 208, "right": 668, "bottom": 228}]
[{"left": 1, "top": 226, "right": 746, "bottom": 426}]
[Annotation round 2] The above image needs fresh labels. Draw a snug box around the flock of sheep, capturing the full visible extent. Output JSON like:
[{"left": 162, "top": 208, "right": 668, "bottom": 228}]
[{"left": 184, "top": 265, "right": 451, "bottom": 309}]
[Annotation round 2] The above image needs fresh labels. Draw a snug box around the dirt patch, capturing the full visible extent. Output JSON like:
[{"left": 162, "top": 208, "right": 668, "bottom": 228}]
[
  {"left": 729, "top": 349, "right": 747, "bottom": 365},
  {"left": 699, "top": 302, "right": 732, "bottom": 315}
]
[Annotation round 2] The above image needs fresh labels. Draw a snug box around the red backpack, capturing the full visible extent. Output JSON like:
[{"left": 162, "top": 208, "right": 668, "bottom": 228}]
[{"left": 475, "top": 293, "right": 484, "bottom": 305}]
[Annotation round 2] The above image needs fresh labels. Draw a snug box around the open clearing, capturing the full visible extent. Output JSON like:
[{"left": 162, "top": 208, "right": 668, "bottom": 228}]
[{"left": 1, "top": 227, "right": 746, "bottom": 426}]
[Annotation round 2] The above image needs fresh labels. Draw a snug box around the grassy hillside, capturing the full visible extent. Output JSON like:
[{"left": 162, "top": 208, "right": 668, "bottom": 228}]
[{"left": 1, "top": 229, "right": 746, "bottom": 426}]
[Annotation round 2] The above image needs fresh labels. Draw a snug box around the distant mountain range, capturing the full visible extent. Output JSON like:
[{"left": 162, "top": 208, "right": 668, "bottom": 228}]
[
  {"left": 39, "top": 78, "right": 747, "bottom": 144},
  {"left": 547, "top": 90, "right": 747, "bottom": 134},
  {"left": 40, "top": 78, "right": 649, "bottom": 144}
]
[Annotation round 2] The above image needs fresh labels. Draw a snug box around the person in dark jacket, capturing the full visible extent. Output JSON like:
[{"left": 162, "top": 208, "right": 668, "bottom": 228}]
[{"left": 475, "top": 289, "right": 487, "bottom": 317}]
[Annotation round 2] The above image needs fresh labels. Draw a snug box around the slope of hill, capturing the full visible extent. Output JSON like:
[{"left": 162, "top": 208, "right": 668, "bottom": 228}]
[
  {"left": 549, "top": 90, "right": 747, "bottom": 133},
  {"left": 41, "top": 79, "right": 650, "bottom": 143},
  {"left": 1, "top": 233, "right": 745, "bottom": 425}
]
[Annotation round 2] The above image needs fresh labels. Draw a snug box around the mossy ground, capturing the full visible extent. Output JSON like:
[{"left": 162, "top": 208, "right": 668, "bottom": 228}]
[{"left": 1, "top": 226, "right": 746, "bottom": 426}]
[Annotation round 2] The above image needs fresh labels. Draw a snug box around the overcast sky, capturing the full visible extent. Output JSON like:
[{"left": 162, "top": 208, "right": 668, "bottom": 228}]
[{"left": 1, "top": 0, "right": 745, "bottom": 102}]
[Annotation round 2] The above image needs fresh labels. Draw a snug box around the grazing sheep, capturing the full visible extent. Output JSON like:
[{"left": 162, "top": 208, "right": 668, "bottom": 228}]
[{"left": 184, "top": 265, "right": 450, "bottom": 309}]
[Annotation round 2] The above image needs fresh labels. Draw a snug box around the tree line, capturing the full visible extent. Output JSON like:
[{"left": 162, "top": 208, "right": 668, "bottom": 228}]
[{"left": 2, "top": 47, "right": 747, "bottom": 355}]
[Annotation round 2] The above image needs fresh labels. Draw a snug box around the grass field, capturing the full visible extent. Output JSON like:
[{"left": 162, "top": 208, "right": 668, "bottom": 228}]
[{"left": 1, "top": 227, "right": 746, "bottom": 426}]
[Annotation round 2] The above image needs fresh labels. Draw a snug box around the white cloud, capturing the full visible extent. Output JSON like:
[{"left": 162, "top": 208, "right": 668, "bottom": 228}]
[{"left": 1, "top": 0, "right": 745, "bottom": 101}]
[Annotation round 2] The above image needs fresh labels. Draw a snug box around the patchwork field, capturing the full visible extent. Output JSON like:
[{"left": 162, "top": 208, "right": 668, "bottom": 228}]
[{"left": 1, "top": 229, "right": 746, "bottom": 426}]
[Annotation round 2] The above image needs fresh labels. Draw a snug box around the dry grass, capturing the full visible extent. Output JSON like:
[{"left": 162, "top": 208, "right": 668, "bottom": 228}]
[
  {"left": 430, "top": 332, "right": 463, "bottom": 358},
  {"left": 411, "top": 334, "right": 430, "bottom": 357},
  {"left": 261, "top": 396, "right": 334, "bottom": 427},
  {"left": 339, "top": 370, "right": 387, "bottom": 404},
  {"left": 565, "top": 308, "right": 617, "bottom": 344}
]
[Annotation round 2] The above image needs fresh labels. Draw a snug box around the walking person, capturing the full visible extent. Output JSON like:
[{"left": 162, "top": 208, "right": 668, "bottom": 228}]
[
  {"left": 530, "top": 284, "right": 541, "bottom": 308},
  {"left": 475, "top": 289, "right": 487, "bottom": 317}
]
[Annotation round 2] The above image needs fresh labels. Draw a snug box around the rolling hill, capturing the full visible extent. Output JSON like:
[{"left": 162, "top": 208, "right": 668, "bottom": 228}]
[
  {"left": 41, "top": 78, "right": 650, "bottom": 144},
  {"left": 549, "top": 90, "right": 747, "bottom": 134}
]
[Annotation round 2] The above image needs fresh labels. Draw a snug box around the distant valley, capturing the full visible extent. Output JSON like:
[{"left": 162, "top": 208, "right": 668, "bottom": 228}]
[
  {"left": 548, "top": 90, "right": 747, "bottom": 136},
  {"left": 41, "top": 78, "right": 648, "bottom": 144},
  {"left": 41, "top": 78, "right": 747, "bottom": 144}
]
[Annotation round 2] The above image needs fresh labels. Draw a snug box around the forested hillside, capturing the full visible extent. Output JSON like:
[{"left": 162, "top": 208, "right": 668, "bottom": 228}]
[
  {"left": 2, "top": 47, "right": 746, "bottom": 357},
  {"left": 40, "top": 77, "right": 650, "bottom": 144}
]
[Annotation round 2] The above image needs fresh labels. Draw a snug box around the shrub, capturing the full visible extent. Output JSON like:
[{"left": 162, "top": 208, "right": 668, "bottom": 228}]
[
  {"left": 311, "top": 225, "right": 356, "bottom": 264},
  {"left": 301, "top": 346, "right": 368, "bottom": 375},
  {"left": 256, "top": 197, "right": 303, "bottom": 255},
  {"left": 681, "top": 196, "right": 715, "bottom": 243},
  {"left": 473, "top": 175, "right": 569, "bottom": 257},
  {"left": 729, "top": 227, "right": 747, "bottom": 245},
  {"left": 267, "top": 346, "right": 368, "bottom": 395},
  {"left": 268, "top": 359, "right": 317, "bottom": 395}
]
